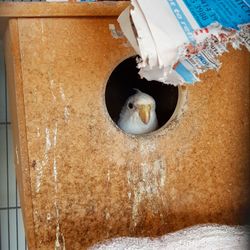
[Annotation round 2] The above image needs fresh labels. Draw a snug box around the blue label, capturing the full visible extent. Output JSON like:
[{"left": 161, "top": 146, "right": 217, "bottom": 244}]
[
  {"left": 183, "top": 0, "right": 250, "bottom": 29},
  {"left": 175, "top": 63, "right": 197, "bottom": 83},
  {"left": 167, "top": 0, "right": 195, "bottom": 42}
]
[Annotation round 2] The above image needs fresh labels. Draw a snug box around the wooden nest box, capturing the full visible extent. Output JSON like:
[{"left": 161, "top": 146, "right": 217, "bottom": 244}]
[{"left": 0, "top": 2, "right": 249, "bottom": 249}]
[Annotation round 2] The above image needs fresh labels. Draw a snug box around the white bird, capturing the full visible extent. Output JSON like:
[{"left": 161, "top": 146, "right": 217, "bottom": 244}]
[{"left": 118, "top": 89, "right": 158, "bottom": 135}]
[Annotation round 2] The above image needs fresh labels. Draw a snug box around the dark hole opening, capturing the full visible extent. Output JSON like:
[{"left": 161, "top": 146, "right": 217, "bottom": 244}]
[{"left": 105, "top": 56, "right": 179, "bottom": 131}]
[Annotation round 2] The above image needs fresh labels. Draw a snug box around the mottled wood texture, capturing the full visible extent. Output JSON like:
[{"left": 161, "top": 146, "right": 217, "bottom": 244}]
[
  {"left": 0, "top": 2, "right": 129, "bottom": 18},
  {"left": 3, "top": 4, "right": 250, "bottom": 250},
  {"left": 4, "top": 20, "right": 37, "bottom": 250}
]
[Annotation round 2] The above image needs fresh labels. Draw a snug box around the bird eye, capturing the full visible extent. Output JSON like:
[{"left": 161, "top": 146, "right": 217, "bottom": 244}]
[{"left": 128, "top": 102, "right": 134, "bottom": 109}]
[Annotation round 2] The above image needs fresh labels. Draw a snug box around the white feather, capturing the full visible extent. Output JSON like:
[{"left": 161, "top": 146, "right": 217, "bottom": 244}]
[{"left": 118, "top": 90, "right": 158, "bottom": 135}]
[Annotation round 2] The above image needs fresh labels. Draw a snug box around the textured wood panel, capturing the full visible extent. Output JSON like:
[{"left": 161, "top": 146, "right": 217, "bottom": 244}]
[
  {"left": 0, "top": 2, "right": 129, "bottom": 18},
  {"left": 4, "top": 19, "right": 36, "bottom": 249},
  {"left": 5, "top": 14, "right": 250, "bottom": 250}
]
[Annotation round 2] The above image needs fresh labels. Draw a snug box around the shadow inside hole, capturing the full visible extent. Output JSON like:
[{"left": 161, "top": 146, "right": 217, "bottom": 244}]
[{"left": 105, "top": 56, "right": 179, "bottom": 130}]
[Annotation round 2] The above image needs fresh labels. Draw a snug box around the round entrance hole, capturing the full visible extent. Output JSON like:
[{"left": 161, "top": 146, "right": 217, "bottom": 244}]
[{"left": 105, "top": 56, "right": 179, "bottom": 135}]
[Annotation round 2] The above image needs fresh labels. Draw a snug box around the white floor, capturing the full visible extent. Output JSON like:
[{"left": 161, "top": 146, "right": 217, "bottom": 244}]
[{"left": 0, "top": 40, "right": 27, "bottom": 250}]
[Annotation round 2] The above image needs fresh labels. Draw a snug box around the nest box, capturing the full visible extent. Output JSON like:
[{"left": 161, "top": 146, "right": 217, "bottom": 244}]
[{"left": 1, "top": 2, "right": 249, "bottom": 249}]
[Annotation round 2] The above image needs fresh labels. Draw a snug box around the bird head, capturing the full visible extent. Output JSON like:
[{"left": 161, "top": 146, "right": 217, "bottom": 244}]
[
  {"left": 118, "top": 89, "right": 158, "bottom": 135},
  {"left": 125, "top": 89, "right": 156, "bottom": 125}
]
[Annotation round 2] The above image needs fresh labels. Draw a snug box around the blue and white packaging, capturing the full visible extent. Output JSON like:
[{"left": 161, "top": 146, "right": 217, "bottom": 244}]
[{"left": 118, "top": 0, "right": 250, "bottom": 85}]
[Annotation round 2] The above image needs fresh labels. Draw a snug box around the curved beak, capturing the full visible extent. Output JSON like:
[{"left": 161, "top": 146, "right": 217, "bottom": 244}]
[{"left": 138, "top": 104, "right": 151, "bottom": 124}]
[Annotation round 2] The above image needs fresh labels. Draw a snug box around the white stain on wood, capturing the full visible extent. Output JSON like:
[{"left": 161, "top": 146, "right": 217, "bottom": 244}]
[
  {"left": 48, "top": 122, "right": 65, "bottom": 249},
  {"left": 45, "top": 128, "right": 52, "bottom": 153},
  {"left": 64, "top": 107, "right": 70, "bottom": 122},
  {"left": 125, "top": 140, "right": 167, "bottom": 228},
  {"left": 35, "top": 161, "right": 43, "bottom": 193},
  {"left": 34, "top": 78, "right": 68, "bottom": 247},
  {"left": 47, "top": 123, "right": 66, "bottom": 250},
  {"left": 34, "top": 122, "right": 65, "bottom": 247},
  {"left": 47, "top": 213, "right": 51, "bottom": 221},
  {"left": 37, "top": 127, "right": 41, "bottom": 137},
  {"left": 59, "top": 86, "right": 66, "bottom": 101},
  {"left": 139, "top": 141, "right": 156, "bottom": 156},
  {"left": 35, "top": 127, "right": 51, "bottom": 193},
  {"left": 54, "top": 203, "right": 66, "bottom": 250},
  {"left": 53, "top": 123, "right": 58, "bottom": 192},
  {"left": 34, "top": 123, "right": 59, "bottom": 193},
  {"left": 130, "top": 158, "right": 166, "bottom": 227},
  {"left": 15, "top": 145, "right": 19, "bottom": 165},
  {"left": 107, "top": 169, "right": 111, "bottom": 183},
  {"left": 60, "top": 85, "right": 70, "bottom": 123},
  {"left": 40, "top": 19, "right": 45, "bottom": 44},
  {"left": 50, "top": 80, "right": 57, "bottom": 101},
  {"left": 105, "top": 209, "right": 111, "bottom": 221}
]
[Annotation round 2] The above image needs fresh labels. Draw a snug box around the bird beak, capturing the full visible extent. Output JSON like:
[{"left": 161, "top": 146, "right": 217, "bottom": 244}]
[{"left": 138, "top": 105, "right": 151, "bottom": 124}]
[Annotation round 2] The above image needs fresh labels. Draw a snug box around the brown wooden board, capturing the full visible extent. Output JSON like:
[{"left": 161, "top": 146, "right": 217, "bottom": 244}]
[
  {"left": 0, "top": 2, "right": 129, "bottom": 18},
  {"left": 4, "top": 19, "right": 37, "bottom": 249},
  {"left": 3, "top": 4, "right": 250, "bottom": 250}
]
